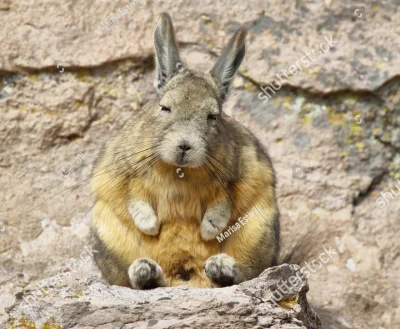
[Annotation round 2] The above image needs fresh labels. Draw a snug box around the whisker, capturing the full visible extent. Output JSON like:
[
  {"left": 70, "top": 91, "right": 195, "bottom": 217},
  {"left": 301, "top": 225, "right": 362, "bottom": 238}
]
[
  {"left": 56, "top": 152, "right": 159, "bottom": 249},
  {"left": 22, "top": 144, "right": 158, "bottom": 219}
]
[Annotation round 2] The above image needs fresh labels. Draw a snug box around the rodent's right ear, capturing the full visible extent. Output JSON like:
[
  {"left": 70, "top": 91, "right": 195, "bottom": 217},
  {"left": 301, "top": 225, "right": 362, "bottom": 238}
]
[
  {"left": 154, "top": 13, "right": 182, "bottom": 92},
  {"left": 210, "top": 27, "right": 246, "bottom": 102}
]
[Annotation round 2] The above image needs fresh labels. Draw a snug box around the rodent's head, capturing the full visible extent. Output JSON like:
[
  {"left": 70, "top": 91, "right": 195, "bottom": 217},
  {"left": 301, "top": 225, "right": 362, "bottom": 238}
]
[{"left": 151, "top": 13, "right": 246, "bottom": 168}]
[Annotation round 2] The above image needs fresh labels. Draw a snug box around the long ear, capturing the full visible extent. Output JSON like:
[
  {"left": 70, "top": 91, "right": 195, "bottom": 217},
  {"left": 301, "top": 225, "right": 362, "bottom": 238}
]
[
  {"left": 210, "top": 27, "right": 247, "bottom": 101},
  {"left": 154, "top": 13, "right": 182, "bottom": 91}
]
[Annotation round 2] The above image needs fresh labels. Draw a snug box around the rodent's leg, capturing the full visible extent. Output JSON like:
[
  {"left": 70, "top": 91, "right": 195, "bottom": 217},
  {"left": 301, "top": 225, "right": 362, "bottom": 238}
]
[
  {"left": 128, "top": 199, "right": 160, "bottom": 236},
  {"left": 200, "top": 202, "right": 231, "bottom": 240},
  {"left": 204, "top": 253, "right": 244, "bottom": 287},
  {"left": 128, "top": 258, "right": 167, "bottom": 290}
]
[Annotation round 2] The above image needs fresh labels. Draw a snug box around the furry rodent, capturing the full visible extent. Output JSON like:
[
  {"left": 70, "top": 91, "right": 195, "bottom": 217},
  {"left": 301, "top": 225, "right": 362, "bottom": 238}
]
[{"left": 91, "top": 13, "right": 280, "bottom": 289}]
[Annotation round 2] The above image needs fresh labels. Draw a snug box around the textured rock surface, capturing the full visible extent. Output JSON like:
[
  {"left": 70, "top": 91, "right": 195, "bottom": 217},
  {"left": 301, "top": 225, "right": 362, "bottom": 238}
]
[
  {"left": 0, "top": 1, "right": 399, "bottom": 329},
  {"left": 1, "top": 264, "right": 321, "bottom": 329}
]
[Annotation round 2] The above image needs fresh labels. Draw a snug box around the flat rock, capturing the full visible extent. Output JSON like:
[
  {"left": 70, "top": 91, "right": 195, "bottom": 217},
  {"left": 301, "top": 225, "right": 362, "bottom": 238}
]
[{"left": 2, "top": 264, "right": 321, "bottom": 329}]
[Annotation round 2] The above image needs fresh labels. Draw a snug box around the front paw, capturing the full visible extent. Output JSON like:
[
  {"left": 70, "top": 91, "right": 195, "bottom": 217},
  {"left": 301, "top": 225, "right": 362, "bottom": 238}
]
[
  {"left": 128, "top": 200, "right": 160, "bottom": 236},
  {"left": 200, "top": 203, "right": 230, "bottom": 241},
  {"left": 204, "top": 253, "right": 239, "bottom": 286}
]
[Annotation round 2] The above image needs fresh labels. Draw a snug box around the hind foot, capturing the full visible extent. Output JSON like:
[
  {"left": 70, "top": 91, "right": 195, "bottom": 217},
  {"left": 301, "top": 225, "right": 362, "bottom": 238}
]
[{"left": 128, "top": 258, "right": 167, "bottom": 289}]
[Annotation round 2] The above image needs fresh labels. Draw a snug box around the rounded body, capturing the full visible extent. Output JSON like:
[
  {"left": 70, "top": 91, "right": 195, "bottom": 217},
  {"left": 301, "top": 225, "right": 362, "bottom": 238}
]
[{"left": 91, "top": 101, "right": 280, "bottom": 288}]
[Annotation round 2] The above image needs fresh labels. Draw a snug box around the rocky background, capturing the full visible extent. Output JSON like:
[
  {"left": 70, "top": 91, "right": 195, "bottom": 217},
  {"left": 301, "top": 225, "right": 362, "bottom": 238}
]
[{"left": 0, "top": 0, "right": 399, "bottom": 328}]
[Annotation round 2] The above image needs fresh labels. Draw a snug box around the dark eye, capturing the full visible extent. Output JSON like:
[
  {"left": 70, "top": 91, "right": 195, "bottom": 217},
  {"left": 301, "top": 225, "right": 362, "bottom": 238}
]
[
  {"left": 208, "top": 114, "right": 218, "bottom": 121},
  {"left": 160, "top": 106, "right": 171, "bottom": 112}
]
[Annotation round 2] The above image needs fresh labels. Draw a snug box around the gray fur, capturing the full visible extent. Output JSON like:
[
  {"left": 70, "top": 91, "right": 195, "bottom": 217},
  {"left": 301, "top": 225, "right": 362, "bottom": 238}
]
[
  {"left": 154, "top": 13, "right": 183, "bottom": 91},
  {"left": 200, "top": 202, "right": 231, "bottom": 240},
  {"left": 210, "top": 28, "right": 247, "bottom": 101}
]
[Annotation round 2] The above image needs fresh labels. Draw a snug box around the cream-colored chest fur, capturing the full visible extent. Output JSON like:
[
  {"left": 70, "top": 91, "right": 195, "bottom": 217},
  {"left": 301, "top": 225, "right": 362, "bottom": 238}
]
[
  {"left": 132, "top": 164, "right": 222, "bottom": 224},
  {"left": 156, "top": 181, "right": 203, "bottom": 223}
]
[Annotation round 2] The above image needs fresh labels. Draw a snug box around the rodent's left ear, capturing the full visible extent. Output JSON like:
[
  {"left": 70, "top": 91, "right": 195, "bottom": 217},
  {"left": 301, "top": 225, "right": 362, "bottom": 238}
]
[
  {"left": 154, "top": 13, "right": 182, "bottom": 91},
  {"left": 210, "top": 27, "right": 246, "bottom": 102}
]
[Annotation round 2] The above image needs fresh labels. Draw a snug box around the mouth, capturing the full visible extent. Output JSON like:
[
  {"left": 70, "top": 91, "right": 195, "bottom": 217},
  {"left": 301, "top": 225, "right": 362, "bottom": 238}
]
[
  {"left": 160, "top": 146, "right": 205, "bottom": 168},
  {"left": 173, "top": 153, "right": 205, "bottom": 168},
  {"left": 175, "top": 153, "right": 190, "bottom": 167},
  {"left": 176, "top": 152, "right": 187, "bottom": 165}
]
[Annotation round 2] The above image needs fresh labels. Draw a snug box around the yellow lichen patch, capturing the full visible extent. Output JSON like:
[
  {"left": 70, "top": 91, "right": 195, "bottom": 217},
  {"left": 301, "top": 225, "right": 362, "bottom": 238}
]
[
  {"left": 107, "top": 89, "right": 118, "bottom": 97},
  {"left": 342, "top": 151, "right": 348, "bottom": 158},
  {"left": 344, "top": 96, "right": 358, "bottom": 106},
  {"left": 327, "top": 107, "right": 345, "bottom": 127},
  {"left": 28, "top": 74, "right": 40, "bottom": 82},
  {"left": 77, "top": 71, "right": 91, "bottom": 82},
  {"left": 65, "top": 289, "right": 85, "bottom": 299},
  {"left": 298, "top": 116, "right": 312, "bottom": 125},
  {"left": 75, "top": 101, "right": 89, "bottom": 108},
  {"left": 277, "top": 297, "right": 298, "bottom": 310},
  {"left": 240, "top": 69, "right": 251, "bottom": 78},
  {"left": 283, "top": 97, "right": 292, "bottom": 109},
  {"left": 349, "top": 123, "right": 363, "bottom": 133},
  {"left": 127, "top": 87, "right": 142, "bottom": 104},
  {"left": 244, "top": 83, "right": 255, "bottom": 92},
  {"left": 283, "top": 96, "right": 292, "bottom": 103},
  {"left": 390, "top": 172, "right": 400, "bottom": 179},
  {"left": 391, "top": 93, "right": 400, "bottom": 103},
  {"left": 94, "top": 85, "right": 108, "bottom": 93},
  {"left": 44, "top": 110, "right": 56, "bottom": 117},
  {"left": 13, "top": 106, "right": 29, "bottom": 113},
  {"left": 383, "top": 116, "right": 392, "bottom": 124},
  {"left": 272, "top": 96, "right": 281, "bottom": 105},
  {"left": 381, "top": 132, "right": 391, "bottom": 142},
  {"left": 40, "top": 319, "right": 61, "bottom": 329},
  {"left": 8, "top": 317, "right": 36, "bottom": 328},
  {"left": 389, "top": 160, "right": 400, "bottom": 179},
  {"left": 344, "top": 133, "right": 353, "bottom": 145},
  {"left": 201, "top": 15, "right": 212, "bottom": 25},
  {"left": 119, "top": 62, "right": 133, "bottom": 73},
  {"left": 98, "top": 113, "right": 111, "bottom": 124},
  {"left": 356, "top": 142, "right": 365, "bottom": 149}
]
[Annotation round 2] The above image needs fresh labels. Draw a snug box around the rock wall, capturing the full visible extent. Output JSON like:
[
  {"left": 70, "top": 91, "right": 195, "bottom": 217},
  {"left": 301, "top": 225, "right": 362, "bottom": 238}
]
[{"left": 0, "top": 1, "right": 399, "bottom": 328}]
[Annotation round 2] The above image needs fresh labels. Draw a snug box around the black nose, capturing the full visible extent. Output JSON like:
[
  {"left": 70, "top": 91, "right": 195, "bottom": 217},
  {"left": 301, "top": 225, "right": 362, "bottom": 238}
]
[{"left": 178, "top": 143, "right": 191, "bottom": 151}]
